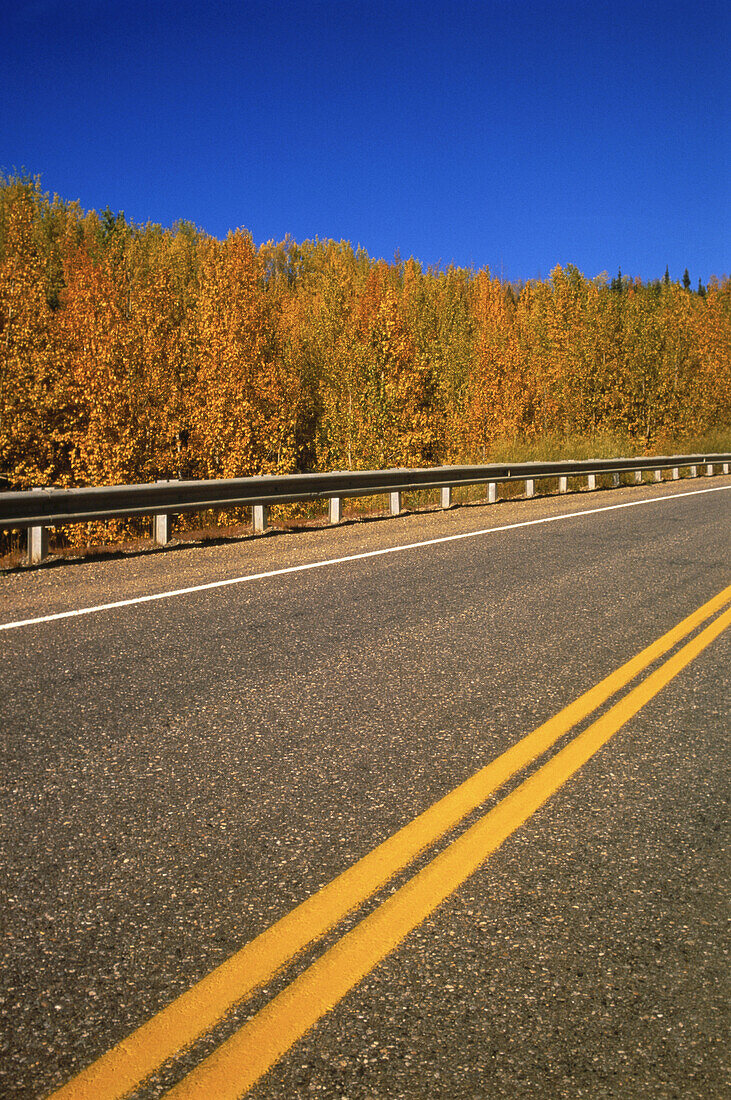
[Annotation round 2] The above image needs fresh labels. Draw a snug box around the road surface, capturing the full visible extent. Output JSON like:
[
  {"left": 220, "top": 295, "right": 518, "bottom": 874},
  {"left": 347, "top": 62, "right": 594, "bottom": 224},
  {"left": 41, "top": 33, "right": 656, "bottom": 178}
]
[{"left": 1, "top": 476, "right": 729, "bottom": 1099}]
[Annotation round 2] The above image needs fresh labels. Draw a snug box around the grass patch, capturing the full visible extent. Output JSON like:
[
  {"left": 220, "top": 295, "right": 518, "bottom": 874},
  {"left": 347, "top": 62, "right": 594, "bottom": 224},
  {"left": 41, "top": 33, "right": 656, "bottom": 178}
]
[{"left": 478, "top": 427, "right": 731, "bottom": 466}]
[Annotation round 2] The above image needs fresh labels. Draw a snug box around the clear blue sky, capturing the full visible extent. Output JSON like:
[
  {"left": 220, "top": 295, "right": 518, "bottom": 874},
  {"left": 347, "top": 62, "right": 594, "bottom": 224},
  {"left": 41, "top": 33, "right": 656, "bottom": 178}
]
[{"left": 3, "top": 0, "right": 729, "bottom": 283}]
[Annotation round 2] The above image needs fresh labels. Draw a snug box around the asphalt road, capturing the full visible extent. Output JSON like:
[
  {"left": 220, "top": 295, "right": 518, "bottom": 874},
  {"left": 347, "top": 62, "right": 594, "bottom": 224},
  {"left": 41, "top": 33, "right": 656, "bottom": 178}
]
[{"left": 1, "top": 477, "right": 729, "bottom": 1099}]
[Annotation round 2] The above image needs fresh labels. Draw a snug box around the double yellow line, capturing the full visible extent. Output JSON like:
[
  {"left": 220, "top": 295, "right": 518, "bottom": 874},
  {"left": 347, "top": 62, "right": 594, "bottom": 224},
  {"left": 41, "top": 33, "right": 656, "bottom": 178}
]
[{"left": 50, "top": 585, "right": 731, "bottom": 1100}]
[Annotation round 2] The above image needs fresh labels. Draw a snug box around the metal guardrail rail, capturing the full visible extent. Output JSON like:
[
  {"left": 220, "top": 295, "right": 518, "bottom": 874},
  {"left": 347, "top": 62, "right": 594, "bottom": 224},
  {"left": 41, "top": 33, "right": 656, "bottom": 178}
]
[{"left": 2, "top": 453, "right": 729, "bottom": 564}]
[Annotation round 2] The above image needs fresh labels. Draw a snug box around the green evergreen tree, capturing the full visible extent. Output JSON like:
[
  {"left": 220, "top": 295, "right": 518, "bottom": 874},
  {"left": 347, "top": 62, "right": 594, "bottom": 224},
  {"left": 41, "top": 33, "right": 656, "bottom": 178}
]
[
  {"left": 663, "top": 265, "right": 670, "bottom": 286},
  {"left": 100, "top": 206, "right": 126, "bottom": 243},
  {"left": 682, "top": 268, "right": 691, "bottom": 290}
]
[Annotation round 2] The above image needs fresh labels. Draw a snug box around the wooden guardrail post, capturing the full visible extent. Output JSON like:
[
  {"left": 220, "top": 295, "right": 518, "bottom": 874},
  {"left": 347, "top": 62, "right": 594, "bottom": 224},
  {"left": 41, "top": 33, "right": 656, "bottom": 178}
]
[
  {"left": 153, "top": 480, "right": 177, "bottom": 545},
  {"left": 587, "top": 473, "right": 597, "bottom": 490},
  {"left": 440, "top": 486, "right": 451, "bottom": 509},
  {"left": 328, "top": 496, "right": 342, "bottom": 524},
  {"left": 253, "top": 504, "right": 269, "bottom": 534},
  {"left": 153, "top": 513, "right": 170, "bottom": 545},
  {"left": 389, "top": 491, "right": 401, "bottom": 516},
  {"left": 487, "top": 481, "right": 497, "bottom": 504},
  {"left": 27, "top": 488, "right": 49, "bottom": 565},
  {"left": 558, "top": 476, "right": 568, "bottom": 493},
  {"left": 525, "top": 478, "right": 535, "bottom": 498}
]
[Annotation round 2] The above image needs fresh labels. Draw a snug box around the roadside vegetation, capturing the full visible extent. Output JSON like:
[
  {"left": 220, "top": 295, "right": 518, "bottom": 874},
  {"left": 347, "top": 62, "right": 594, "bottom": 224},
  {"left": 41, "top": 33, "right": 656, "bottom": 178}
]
[{"left": 1, "top": 173, "right": 729, "bottom": 555}]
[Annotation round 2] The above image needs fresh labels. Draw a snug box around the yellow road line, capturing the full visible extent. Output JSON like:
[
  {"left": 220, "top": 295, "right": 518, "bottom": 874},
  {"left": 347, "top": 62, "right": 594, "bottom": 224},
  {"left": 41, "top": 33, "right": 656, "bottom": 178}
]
[
  {"left": 47, "top": 585, "right": 731, "bottom": 1100},
  {"left": 165, "top": 602, "right": 731, "bottom": 1100}
]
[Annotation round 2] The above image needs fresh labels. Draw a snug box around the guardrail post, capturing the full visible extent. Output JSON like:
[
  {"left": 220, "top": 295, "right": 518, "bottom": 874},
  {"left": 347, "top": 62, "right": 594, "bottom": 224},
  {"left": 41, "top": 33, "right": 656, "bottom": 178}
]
[
  {"left": 389, "top": 491, "right": 402, "bottom": 516},
  {"left": 440, "top": 486, "right": 451, "bottom": 509},
  {"left": 488, "top": 481, "right": 497, "bottom": 504},
  {"left": 28, "top": 524, "right": 49, "bottom": 564},
  {"left": 634, "top": 470, "right": 643, "bottom": 484},
  {"left": 654, "top": 469, "right": 662, "bottom": 482},
  {"left": 27, "top": 488, "right": 49, "bottom": 564},
  {"left": 724, "top": 463, "right": 729, "bottom": 475},
  {"left": 153, "top": 479, "right": 179, "bottom": 545},
  {"left": 706, "top": 463, "right": 714, "bottom": 476},
  {"left": 612, "top": 472, "right": 621, "bottom": 488},
  {"left": 689, "top": 465, "right": 697, "bottom": 478},
  {"left": 558, "top": 476, "right": 568, "bottom": 493},
  {"left": 525, "top": 478, "right": 535, "bottom": 498},
  {"left": 252, "top": 504, "right": 269, "bottom": 534},
  {"left": 27, "top": 488, "right": 49, "bottom": 565},
  {"left": 671, "top": 467, "right": 679, "bottom": 480},
  {"left": 587, "top": 473, "right": 597, "bottom": 491},
  {"left": 153, "top": 513, "right": 170, "bottom": 545},
  {"left": 328, "top": 496, "right": 342, "bottom": 524}
]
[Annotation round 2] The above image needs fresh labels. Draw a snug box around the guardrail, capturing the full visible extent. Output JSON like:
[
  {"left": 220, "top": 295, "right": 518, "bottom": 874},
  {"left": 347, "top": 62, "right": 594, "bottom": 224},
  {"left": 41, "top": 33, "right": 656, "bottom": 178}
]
[{"left": 2, "top": 453, "right": 729, "bottom": 564}]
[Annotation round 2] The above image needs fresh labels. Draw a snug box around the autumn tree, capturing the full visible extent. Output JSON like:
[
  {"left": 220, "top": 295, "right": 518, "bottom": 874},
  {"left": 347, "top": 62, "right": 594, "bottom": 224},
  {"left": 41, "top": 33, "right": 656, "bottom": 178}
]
[
  {"left": 193, "top": 229, "right": 302, "bottom": 485},
  {"left": 0, "top": 175, "right": 64, "bottom": 488}
]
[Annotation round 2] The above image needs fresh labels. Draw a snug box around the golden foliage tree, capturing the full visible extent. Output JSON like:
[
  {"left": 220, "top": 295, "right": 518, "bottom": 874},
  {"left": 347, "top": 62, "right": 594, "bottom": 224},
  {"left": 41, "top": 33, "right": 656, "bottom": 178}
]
[
  {"left": 0, "top": 176, "right": 59, "bottom": 488},
  {"left": 194, "top": 230, "right": 301, "bottom": 481}
]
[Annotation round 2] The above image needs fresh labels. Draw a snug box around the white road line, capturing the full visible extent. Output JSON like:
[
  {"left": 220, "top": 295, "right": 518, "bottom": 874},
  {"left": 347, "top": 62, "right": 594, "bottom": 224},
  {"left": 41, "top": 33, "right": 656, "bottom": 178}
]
[{"left": 2, "top": 485, "right": 729, "bottom": 632}]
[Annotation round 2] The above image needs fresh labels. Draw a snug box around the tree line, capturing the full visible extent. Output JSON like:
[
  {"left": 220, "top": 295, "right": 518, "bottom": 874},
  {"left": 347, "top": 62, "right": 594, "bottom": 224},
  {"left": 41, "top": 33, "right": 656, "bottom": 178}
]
[{"left": 1, "top": 174, "right": 729, "bottom": 538}]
